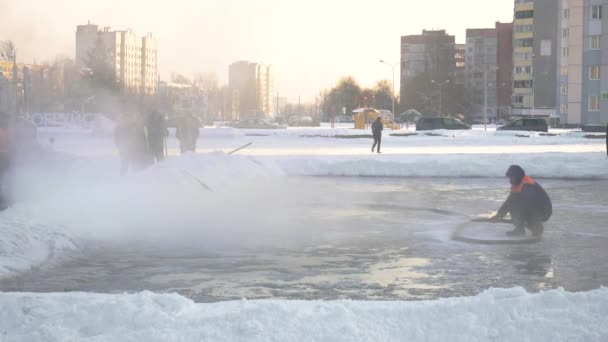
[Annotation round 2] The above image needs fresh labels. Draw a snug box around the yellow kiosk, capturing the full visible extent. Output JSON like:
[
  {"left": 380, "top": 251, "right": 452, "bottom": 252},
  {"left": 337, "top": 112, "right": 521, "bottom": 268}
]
[{"left": 352, "top": 108, "right": 400, "bottom": 130}]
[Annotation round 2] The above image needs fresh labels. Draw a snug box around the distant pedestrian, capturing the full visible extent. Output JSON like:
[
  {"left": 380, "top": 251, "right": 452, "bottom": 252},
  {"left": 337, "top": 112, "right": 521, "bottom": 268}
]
[
  {"left": 146, "top": 110, "right": 168, "bottom": 163},
  {"left": 371, "top": 116, "right": 383, "bottom": 153},
  {"left": 176, "top": 114, "right": 200, "bottom": 153},
  {"left": 114, "top": 113, "right": 136, "bottom": 174},
  {"left": 0, "top": 113, "right": 10, "bottom": 210}
]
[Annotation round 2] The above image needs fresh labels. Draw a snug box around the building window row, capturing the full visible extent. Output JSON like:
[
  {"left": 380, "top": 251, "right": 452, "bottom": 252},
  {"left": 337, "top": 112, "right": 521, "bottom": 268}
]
[
  {"left": 515, "top": 38, "right": 534, "bottom": 48},
  {"left": 515, "top": 10, "right": 534, "bottom": 19},
  {"left": 515, "top": 24, "right": 534, "bottom": 33},
  {"left": 514, "top": 80, "right": 533, "bottom": 88},
  {"left": 515, "top": 66, "right": 532, "bottom": 74}
]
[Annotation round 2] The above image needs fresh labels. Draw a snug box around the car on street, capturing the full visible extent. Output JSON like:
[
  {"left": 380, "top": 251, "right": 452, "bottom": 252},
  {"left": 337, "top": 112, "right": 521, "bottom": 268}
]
[
  {"left": 496, "top": 118, "right": 548, "bottom": 132},
  {"left": 415, "top": 117, "right": 471, "bottom": 131},
  {"left": 230, "top": 118, "right": 287, "bottom": 129}
]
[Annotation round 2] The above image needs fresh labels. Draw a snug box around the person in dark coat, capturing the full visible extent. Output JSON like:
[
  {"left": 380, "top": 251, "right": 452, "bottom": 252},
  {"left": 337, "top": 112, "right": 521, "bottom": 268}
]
[
  {"left": 146, "top": 110, "right": 168, "bottom": 163},
  {"left": 371, "top": 116, "right": 383, "bottom": 153},
  {"left": 492, "top": 165, "right": 552, "bottom": 237},
  {"left": 176, "top": 114, "right": 200, "bottom": 154},
  {"left": 0, "top": 113, "right": 10, "bottom": 210}
]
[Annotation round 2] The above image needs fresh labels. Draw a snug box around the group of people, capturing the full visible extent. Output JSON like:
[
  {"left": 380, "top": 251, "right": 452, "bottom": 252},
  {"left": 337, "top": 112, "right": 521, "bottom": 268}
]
[{"left": 113, "top": 111, "right": 200, "bottom": 174}]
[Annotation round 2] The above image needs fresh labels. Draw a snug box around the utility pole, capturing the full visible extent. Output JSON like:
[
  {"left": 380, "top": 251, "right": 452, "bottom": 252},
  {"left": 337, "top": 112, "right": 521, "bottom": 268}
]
[
  {"left": 379, "top": 60, "right": 396, "bottom": 116},
  {"left": 484, "top": 69, "right": 488, "bottom": 132}
]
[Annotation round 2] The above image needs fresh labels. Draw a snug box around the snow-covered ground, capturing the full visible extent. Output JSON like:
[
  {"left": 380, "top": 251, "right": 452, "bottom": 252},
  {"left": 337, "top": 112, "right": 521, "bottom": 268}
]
[
  {"left": 1, "top": 123, "right": 606, "bottom": 341},
  {"left": 1, "top": 287, "right": 607, "bottom": 342}
]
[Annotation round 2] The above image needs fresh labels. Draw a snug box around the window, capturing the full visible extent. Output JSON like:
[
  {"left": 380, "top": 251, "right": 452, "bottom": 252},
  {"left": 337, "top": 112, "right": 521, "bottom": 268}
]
[
  {"left": 515, "top": 10, "right": 534, "bottom": 19},
  {"left": 590, "top": 35, "right": 601, "bottom": 49},
  {"left": 561, "top": 84, "right": 568, "bottom": 95},
  {"left": 561, "top": 67, "right": 569, "bottom": 76},
  {"left": 515, "top": 38, "right": 534, "bottom": 48},
  {"left": 514, "top": 80, "right": 533, "bottom": 88},
  {"left": 562, "top": 28, "right": 569, "bottom": 38},
  {"left": 592, "top": 5, "right": 602, "bottom": 19},
  {"left": 515, "top": 24, "right": 533, "bottom": 33},
  {"left": 562, "top": 47, "right": 569, "bottom": 57},
  {"left": 561, "top": 103, "right": 568, "bottom": 113},
  {"left": 564, "top": 8, "right": 570, "bottom": 19},
  {"left": 589, "top": 95, "right": 600, "bottom": 111},
  {"left": 589, "top": 65, "right": 600, "bottom": 80}
]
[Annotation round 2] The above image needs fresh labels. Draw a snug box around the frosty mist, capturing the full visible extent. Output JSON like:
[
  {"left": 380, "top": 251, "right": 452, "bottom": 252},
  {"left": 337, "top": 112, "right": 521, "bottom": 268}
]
[{"left": 7, "top": 151, "right": 356, "bottom": 249}]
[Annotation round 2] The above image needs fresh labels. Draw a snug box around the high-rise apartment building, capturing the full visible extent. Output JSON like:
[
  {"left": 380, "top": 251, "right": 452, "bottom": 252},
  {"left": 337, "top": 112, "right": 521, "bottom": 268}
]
[
  {"left": 228, "top": 61, "right": 273, "bottom": 119},
  {"left": 512, "top": 0, "right": 558, "bottom": 117},
  {"left": 466, "top": 28, "right": 498, "bottom": 121},
  {"left": 76, "top": 23, "right": 158, "bottom": 95},
  {"left": 400, "top": 30, "right": 456, "bottom": 102},
  {"left": 557, "top": 0, "right": 608, "bottom": 126}
]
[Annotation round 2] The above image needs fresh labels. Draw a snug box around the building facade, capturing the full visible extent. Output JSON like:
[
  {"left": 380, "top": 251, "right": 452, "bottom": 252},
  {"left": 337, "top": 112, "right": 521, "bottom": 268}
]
[
  {"left": 228, "top": 61, "right": 273, "bottom": 118},
  {"left": 512, "top": 0, "right": 558, "bottom": 117},
  {"left": 557, "top": 0, "right": 608, "bottom": 126},
  {"left": 76, "top": 23, "right": 158, "bottom": 96},
  {"left": 400, "top": 30, "right": 456, "bottom": 103},
  {"left": 466, "top": 28, "right": 498, "bottom": 122}
]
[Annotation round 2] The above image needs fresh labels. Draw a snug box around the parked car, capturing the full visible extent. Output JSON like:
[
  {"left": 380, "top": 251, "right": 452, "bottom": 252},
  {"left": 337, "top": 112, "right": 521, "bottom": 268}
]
[
  {"left": 415, "top": 117, "right": 471, "bottom": 131},
  {"left": 581, "top": 124, "right": 605, "bottom": 132},
  {"left": 231, "top": 118, "right": 287, "bottom": 129},
  {"left": 333, "top": 115, "right": 354, "bottom": 123},
  {"left": 288, "top": 115, "right": 319, "bottom": 127},
  {"left": 496, "top": 118, "right": 548, "bottom": 132}
]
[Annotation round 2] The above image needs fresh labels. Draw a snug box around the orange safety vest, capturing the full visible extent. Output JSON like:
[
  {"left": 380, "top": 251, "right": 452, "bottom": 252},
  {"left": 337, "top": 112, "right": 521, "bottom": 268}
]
[{"left": 511, "top": 176, "right": 536, "bottom": 193}]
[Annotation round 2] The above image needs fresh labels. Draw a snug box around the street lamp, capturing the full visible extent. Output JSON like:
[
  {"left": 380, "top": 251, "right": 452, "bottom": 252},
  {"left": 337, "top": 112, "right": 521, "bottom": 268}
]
[
  {"left": 379, "top": 60, "right": 396, "bottom": 117},
  {"left": 431, "top": 79, "right": 450, "bottom": 115},
  {"left": 482, "top": 66, "right": 499, "bottom": 132}
]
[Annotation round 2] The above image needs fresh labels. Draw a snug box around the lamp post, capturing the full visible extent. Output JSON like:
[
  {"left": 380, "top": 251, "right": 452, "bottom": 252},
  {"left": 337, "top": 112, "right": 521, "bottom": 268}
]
[
  {"left": 379, "top": 60, "right": 396, "bottom": 117},
  {"left": 482, "top": 66, "right": 499, "bottom": 132},
  {"left": 431, "top": 79, "right": 450, "bottom": 115}
]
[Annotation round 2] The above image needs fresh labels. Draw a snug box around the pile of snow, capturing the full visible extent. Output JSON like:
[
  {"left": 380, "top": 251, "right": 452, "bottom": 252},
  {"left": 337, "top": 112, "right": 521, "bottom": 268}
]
[
  {"left": 272, "top": 152, "right": 608, "bottom": 180},
  {"left": 0, "top": 287, "right": 606, "bottom": 341},
  {"left": 0, "top": 209, "right": 77, "bottom": 279}
]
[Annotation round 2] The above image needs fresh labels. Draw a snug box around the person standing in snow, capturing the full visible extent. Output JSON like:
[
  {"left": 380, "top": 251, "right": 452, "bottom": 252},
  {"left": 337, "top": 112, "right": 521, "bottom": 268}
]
[
  {"left": 0, "top": 113, "right": 10, "bottom": 210},
  {"left": 371, "top": 116, "right": 383, "bottom": 154},
  {"left": 146, "top": 110, "right": 168, "bottom": 163},
  {"left": 176, "top": 114, "right": 200, "bottom": 154},
  {"left": 491, "top": 165, "right": 552, "bottom": 237},
  {"left": 114, "top": 113, "right": 136, "bottom": 174}
]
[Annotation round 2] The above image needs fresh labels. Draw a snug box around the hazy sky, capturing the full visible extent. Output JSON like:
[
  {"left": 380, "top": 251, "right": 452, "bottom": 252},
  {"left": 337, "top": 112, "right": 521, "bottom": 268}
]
[{"left": 1, "top": 0, "right": 513, "bottom": 102}]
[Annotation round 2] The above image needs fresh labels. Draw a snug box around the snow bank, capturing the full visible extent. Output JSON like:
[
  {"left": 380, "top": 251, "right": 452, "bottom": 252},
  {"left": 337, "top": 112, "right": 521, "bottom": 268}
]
[
  {"left": 272, "top": 152, "right": 608, "bottom": 179},
  {"left": 0, "top": 287, "right": 606, "bottom": 342},
  {"left": 0, "top": 209, "right": 77, "bottom": 279}
]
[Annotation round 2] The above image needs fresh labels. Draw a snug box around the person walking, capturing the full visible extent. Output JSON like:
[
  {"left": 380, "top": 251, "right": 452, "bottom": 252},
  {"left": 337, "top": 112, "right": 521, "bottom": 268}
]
[
  {"left": 491, "top": 165, "right": 552, "bottom": 237},
  {"left": 146, "top": 110, "right": 168, "bottom": 163},
  {"left": 176, "top": 114, "right": 200, "bottom": 153},
  {"left": 371, "top": 116, "right": 383, "bottom": 153}
]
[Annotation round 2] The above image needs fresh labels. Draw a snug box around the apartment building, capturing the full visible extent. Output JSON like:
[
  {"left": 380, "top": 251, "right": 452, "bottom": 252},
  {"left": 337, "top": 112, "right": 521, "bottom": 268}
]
[
  {"left": 76, "top": 23, "right": 158, "bottom": 95},
  {"left": 511, "top": 0, "right": 558, "bottom": 117},
  {"left": 228, "top": 61, "right": 273, "bottom": 118},
  {"left": 400, "top": 30, "right": 457, "bottom": 102},
  {"left": 557, "top": 0, "right": 608, "bottom": 126}
]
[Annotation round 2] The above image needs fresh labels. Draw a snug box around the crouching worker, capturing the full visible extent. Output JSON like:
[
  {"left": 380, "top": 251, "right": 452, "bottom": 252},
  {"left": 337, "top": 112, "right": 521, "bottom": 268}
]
[{"left": 492, "top": 165, "right": 552, "bottom": 237}]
